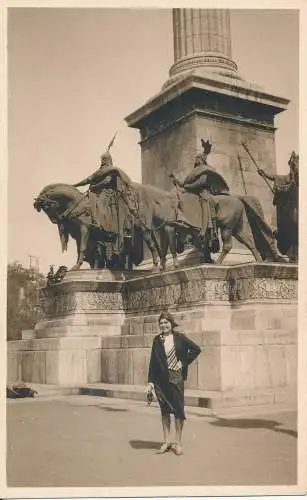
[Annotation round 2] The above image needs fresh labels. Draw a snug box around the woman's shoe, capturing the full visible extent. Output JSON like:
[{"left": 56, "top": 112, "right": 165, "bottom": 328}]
[
  {"left": 173, "top": 443, "right": 183, "bottom": 456},
  {"left": 157, "top": 442, "right": 171, "bottom": 454}
]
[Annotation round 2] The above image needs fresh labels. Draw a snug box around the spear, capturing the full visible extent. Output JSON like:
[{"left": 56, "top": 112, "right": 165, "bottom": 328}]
[
  {"left": 238, "top": 153, "right": 247, "bottom": 195},
  {"left": 106, "top": 130, "right": 120, "bottom": 249},
  {"left": 241, "top": 141, "right": 274, "bottom": 194},
  {"left": 107, "top": 131, "right": 118, "bottom": 152}
]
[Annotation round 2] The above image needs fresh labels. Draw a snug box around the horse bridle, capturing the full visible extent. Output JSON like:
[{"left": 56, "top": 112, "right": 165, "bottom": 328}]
[
  {"left": 34, "top": 195, "right": 59, "bottom": 211},
  {"left": 34, "top": 192, "right": 88, "bottom": 221}
]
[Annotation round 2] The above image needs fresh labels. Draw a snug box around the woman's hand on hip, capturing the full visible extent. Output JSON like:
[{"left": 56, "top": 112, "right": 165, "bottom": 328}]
[{"left": 146, "top": 383, "right": 154, "bottom": 394}]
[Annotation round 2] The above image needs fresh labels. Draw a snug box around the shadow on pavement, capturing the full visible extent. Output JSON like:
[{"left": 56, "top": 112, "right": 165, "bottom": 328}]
[
  {"left": 96, "top": 406, "right": 128, "bottom": 412},
  {"left": 210, "top": 417, "right": 297, "bottom": 439},
  {"left": 71, "top": 404, "right": 128, "bottom": 412},
  {"left": 274, "top": 428, "right": 298, "bottom": 439},
  {"left": 129, "top": 440, "right": 161, "bottom": 450}
]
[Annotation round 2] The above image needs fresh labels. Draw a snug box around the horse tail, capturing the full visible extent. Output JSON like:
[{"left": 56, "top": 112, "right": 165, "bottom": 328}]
[
  {"left": 57, "top": 222, "right": 69, "bottom": 253},
  {"left": 239, "top": 195, "right": 277, "bottom": 260}
]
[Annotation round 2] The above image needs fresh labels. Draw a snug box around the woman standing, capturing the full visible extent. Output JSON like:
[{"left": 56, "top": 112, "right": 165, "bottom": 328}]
[{"left": 146, "top": 311, "right": 201, "bottom": 455}]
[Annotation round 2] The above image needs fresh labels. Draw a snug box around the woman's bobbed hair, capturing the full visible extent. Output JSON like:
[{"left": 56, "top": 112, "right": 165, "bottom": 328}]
[{"left": 158, "top": 310, "right": 179, "bottom": 330}]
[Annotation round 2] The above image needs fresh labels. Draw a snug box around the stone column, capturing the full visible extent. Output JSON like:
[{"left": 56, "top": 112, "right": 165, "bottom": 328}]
[{"left": 170, "top": 9, "right": 238, "bottom": 79}]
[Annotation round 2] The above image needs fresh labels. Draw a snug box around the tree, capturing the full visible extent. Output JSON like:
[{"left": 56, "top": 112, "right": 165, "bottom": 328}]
[{"left": 7, "top": 262, "right": 46, "bottom": 341}]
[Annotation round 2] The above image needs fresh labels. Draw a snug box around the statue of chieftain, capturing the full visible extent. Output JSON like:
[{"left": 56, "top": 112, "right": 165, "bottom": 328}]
[
  {"left": 258, "top": 151, "right": 299, "bottom": 262},
  {"left": 170, "top": 139, "right": 230, "bottom": 252},
  {"left": 72, "top": 134, "right": 133, "bottom": 259}
]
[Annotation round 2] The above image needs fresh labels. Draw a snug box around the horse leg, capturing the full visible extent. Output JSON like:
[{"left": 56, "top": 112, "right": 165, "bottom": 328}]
[
  {"left": 288, "top": 244, "right": 298, "bottom": 263},
  {"left": 71, "top": 224, "right": 89, "bottom": 271},
  {"left": 234, "top": 228, "right": 262, "bottom": 262},
  {"left": 289, "top": 229, "right": 299, "bottom": 263},
  {"left": 127, "top": 248, "right": 133, "bottom": 271},
  {"left": 215, "top": 228, "right": 233, "bottom": 264},
  {"left": 159, "top": 225, "right": 180, "bottom": 271},
  {"left": 122, "top": 235, "right": 133, "bottom": 271},
  {"left": 203, "top": 239, "right": 214, "bottom": 264},
  {"left": 143, "top": 230, "right": 160, "bottom": 272},
  {"left": 70, "top": 235, "right": 82, "bottom": 271},
  {"left": 159, "top": 227, "right": 169, "bottom": 272},
  {"left": 94, "top": 243, "right": 104, "bottom": 269},
  {"left": 160, "top": 225, "right": 180, "bottom": 271},
  {"left": 168, "top": 226, "right": 180, "bottom": 269}
]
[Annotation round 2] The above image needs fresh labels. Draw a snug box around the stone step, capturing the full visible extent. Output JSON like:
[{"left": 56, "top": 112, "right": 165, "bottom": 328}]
[
  {"left": 78, "top": 383, "right": 219, "bottom": 408},
  {"left": 77, "top": 383, "right": 296, "bottom": 410},
  {"left": 7, "top": 382, "right": 296, "bottom": 413}
]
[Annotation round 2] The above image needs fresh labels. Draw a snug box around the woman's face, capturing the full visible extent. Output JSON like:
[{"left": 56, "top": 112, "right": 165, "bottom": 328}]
[{"left": 159, "top": 318, "right": 172, "bottom": 335}]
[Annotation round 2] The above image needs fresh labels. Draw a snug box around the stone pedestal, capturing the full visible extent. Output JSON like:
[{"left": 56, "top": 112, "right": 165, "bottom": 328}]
[{"left": 7, "top": 264, "right": 297, "bottom": 406}]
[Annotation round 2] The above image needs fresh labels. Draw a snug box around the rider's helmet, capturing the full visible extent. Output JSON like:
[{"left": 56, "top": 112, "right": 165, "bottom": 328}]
[
  {"left": 100, "top": 132, "right": 117, "bottom": 168},
  {"left": 194, "top": 139, "right": 213, "bottom": 167},
  {"left": 201, "top": 139, "right": 213, "bottom": 156},
  {"left": 100, "top": 151, "right": 113, "bottom": 167}
]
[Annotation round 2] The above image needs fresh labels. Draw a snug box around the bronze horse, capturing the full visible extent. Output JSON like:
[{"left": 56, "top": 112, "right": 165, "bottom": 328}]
[
  {"left": 33, "top": 183, "right": 162, "bottom": 271},
  {"left": 132, "top": 183, "right": 285, "bottom": 267}
]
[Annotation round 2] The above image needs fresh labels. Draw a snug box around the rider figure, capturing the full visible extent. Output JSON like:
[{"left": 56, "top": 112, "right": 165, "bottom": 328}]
[
  {"left": 73, "top": 135, "right": 132, "bottom": 231},
  {"left": 171, "top": 139, "right": 230, "bottom": 248},
  {"left": 72, "top": 135, "right": 134, "bottom": 262},
  {"left": 258, "top": 152, "right": 299, "bottom": 207},
  {"left": 258, "top": 151, "right": 299, "bottom": 261}
]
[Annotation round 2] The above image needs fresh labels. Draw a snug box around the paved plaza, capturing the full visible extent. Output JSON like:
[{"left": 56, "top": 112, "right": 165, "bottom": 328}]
[{"left": 7, "top": 394, "right": 297, "bottom": 488}]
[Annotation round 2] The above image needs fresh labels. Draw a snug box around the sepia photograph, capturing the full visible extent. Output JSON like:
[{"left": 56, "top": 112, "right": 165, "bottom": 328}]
[{"left": 3, "top": 1, "right": 306, "bottom": 497}]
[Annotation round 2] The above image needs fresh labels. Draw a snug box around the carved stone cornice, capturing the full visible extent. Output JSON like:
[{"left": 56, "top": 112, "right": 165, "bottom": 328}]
[{"left": 38, "top": 264, "right": 298, "bottom": 320}]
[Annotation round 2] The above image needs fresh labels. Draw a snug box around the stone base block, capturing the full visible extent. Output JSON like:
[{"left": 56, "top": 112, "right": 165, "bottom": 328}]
[
  {"left": 97, "top": 325, "right": 297, "bottom": 395},
  {"left": 7, "top": 337, "right": 102, "bottom": 385}
]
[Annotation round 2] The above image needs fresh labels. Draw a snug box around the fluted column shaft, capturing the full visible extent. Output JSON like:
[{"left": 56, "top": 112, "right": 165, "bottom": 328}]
[{"left": 171, "top": 9, "right": 237, "bottom": 78}]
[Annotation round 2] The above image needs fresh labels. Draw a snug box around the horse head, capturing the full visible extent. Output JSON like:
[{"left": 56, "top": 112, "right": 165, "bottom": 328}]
[
  {"left": 34, "top": 193, "right": 60, "bottom": 223},
  {"left": 34, "top": 184, "right": 81, "bottom": 223},
  {"left": 34, "top": 184, "right": 89, "bottom": 265}
]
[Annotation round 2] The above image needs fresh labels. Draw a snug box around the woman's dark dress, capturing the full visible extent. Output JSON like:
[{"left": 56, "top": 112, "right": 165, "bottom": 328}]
[{"left": 148, "top": 332, "right": 201, "bottom": 420}]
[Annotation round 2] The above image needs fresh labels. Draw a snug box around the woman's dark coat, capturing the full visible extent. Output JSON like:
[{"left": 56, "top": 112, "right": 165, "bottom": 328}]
[{"left": 148, "top": 332, "right": 201, "bottom": 386}]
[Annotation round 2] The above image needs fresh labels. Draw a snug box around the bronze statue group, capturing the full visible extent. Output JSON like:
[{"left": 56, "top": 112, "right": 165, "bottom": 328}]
[{"left": 34, "top": 136, "right": 299, "bottom": 272}]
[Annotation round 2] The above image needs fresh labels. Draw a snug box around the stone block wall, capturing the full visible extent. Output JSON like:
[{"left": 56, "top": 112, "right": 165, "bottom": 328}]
[
  {"left": 97, "top": 302, "right": 297, "bottom": 395},
  {"left": 7, "top": 337, "right": 102, "bottom": 385}
]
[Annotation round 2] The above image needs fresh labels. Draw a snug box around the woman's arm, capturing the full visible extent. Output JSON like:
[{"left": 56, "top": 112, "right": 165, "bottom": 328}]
[
  {"left": 146, "top": 342, "right": 157, "bottom": 393},
  {"left": 181, "top": 334, "right": 201, "bottom": 364},
  {"left": 147, "top": 339, "right": 157, "bottom": 384}
]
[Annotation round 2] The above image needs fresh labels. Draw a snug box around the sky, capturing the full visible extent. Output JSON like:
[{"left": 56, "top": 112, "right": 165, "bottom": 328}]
[{"left": 7, "top": 8, "right": 299, "bottom": 274}]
